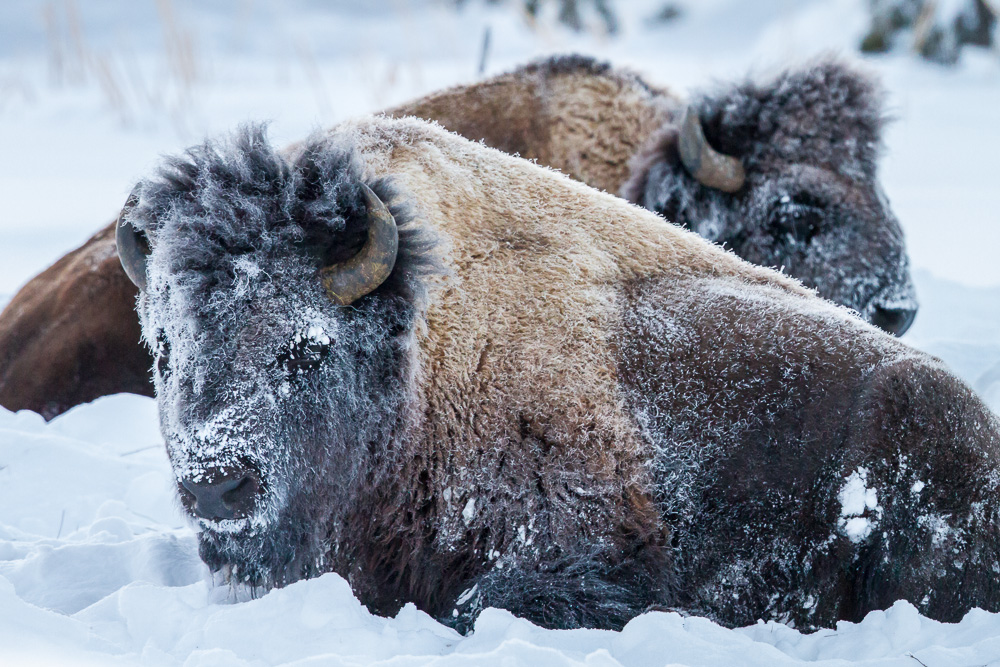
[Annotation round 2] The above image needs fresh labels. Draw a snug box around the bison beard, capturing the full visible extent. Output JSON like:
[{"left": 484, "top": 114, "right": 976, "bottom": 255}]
[{"left": 120, "top": 120, "right": 1000, "bottom": 634}]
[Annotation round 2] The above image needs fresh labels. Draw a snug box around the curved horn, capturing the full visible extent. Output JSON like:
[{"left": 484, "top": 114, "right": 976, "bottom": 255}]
[
  {"left": 677, "top": 106, "right": 746, "bottom": 193},
  {"left": 115, "top": 187, "right": 150, "bottom": 292},
  {"left": 319, "top": 183, "right": 399, "bottom": 306}
]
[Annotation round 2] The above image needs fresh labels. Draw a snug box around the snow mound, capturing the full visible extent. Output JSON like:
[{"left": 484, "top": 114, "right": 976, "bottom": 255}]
[{"left": 2, "top": 394, "right": 1000, "bottom": 666}]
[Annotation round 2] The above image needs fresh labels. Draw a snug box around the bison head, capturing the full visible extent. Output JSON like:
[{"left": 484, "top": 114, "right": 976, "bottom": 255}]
[
  {"left": 626, "top": 60, "right": 917, "bottom": 335},
  {"left": 115, "top": 126, "right": 433, "bottom": 590}
]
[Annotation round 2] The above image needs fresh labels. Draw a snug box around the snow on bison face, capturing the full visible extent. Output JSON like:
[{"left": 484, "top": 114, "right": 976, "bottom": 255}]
[
  {"left": 116, "top": 127, "right": 427, "bottom": 589},
  {"left": 632, "top": 61, "right": 917, "bottom": 335}
]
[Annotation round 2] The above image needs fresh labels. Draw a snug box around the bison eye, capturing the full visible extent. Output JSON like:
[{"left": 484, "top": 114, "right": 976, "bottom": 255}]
[
  {"left": 278, "top": 329, "right": 331, "bottom": 376},
  {"left": 155, "top": 330, "right": 170, "bottom": 375},
  {"left": 771, "top": 194, "right": 823, "bottom": 246}
]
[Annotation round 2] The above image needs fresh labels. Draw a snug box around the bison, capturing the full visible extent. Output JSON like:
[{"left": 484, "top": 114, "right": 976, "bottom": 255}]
[
  {"left": 114, "top": 117, "right": 1000, "bottom": 633},
  {"left": 397, "top": 56, "right": 917, "bottom": 334},
  {"left": 0, "top": 56, "right": 919, "bottom": 420}
]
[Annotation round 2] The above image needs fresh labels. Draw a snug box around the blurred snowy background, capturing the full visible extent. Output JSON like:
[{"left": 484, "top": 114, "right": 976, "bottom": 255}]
[{"left": 0, "top": 0, "right": 998, "bottom": 665}]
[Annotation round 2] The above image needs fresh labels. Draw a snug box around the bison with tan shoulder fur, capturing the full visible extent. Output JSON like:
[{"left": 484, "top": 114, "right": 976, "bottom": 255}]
[
  {"left": 114, "top": 117, "right": 999, "bottom": 633},
  {"left": 0, "top": 56, "right": 918, "bottom": 419},
  {"left": 399, "top": 56, "right": 917, "bottom": 334}
]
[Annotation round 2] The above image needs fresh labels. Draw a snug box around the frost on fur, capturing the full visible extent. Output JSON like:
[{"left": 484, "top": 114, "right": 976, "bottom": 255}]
[{"left": 126, "top": 124, "right": 437, "bottom": 590}]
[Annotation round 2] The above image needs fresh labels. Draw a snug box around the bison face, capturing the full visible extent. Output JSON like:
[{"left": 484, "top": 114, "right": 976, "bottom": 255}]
[
  {"left": 143, "top": 285, "right": 403, "bottom": 589},
  {"left": 115, "top": 127, "right": 428, "bottom": 590},
  {"left": 732, "top": 164, "right": 915, "bottom": 334},
  {"left": 634, "top": 60, "right": 917, "bottom": 335}
]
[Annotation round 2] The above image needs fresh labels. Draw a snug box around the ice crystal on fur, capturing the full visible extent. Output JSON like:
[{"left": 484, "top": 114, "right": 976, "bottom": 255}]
[{"left": 838, "top": 467, "right": 882, "bottom": 543}]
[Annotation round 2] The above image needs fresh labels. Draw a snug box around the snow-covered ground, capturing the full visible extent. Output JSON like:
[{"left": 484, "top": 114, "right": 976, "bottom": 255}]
[
  {"left": 7, "top": 395, "right": 1000, "bottom": 666},
  {"left": 1, "top": 1, "right": 998, "bottom": 665}
]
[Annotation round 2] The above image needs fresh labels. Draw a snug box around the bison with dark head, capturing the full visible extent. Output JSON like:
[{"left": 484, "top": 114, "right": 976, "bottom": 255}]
[
  {"left": 400, "top": 55, "right": 917, "bottom": 334},
  {"left": 116, "top": 118, "right": 1000, "bottom": 633},
  {"left": 622, "top": 61, "right": 916, "bottom": 335}
]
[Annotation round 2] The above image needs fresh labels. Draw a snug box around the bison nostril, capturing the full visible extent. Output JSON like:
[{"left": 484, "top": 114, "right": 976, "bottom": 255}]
[
  {"left": 221, "top": 475, "right": 260, "bottom": 511},
  {"left": 179, "top": 468, "right": 261, "bottom": 521},
  {"left": 870, "top": 305, "right": 917, "bottom": 337}
]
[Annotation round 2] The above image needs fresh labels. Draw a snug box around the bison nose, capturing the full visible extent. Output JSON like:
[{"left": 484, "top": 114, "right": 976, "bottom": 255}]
[
  {"left": 180, "top": 468, "right": 261, "bottom": 521},
  {"left": 870, "top": 304, "right": 917, "bottom": 337}
]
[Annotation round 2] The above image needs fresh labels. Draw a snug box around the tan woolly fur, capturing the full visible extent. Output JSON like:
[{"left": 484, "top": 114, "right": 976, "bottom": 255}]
[
  {"left": 334, "top": 113, "right": 813, "bottom": 549},
  {"left": 389, "top": 56, "right": 678, "bottom": 196}
]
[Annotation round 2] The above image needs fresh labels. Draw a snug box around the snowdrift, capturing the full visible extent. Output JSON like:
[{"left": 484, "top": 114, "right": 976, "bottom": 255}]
[{"left": 3, "top": 394, "right": 1000, "bottom": 666}]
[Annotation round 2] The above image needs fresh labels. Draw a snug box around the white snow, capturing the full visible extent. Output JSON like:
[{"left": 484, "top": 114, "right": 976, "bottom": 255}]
[
  {"left": 837, "top": 467, "right": 883, "bottom": 543},
  {"left": 461, "top": 497, "right": 477, "bottom": 526},
  {"left": 5, "top": 396, "right": 1000, "bottom": 667},
  {"left": 2, "top": 0, "right": 1000, "bottom": 664}
]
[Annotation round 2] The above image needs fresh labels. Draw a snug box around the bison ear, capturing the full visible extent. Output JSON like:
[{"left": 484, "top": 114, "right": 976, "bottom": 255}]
[{"left": 116, "top": 186, "right": 151, "bottom": 292}]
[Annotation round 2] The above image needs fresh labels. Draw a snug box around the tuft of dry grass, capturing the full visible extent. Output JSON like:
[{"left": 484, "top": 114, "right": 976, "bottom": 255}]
[
  {"left": 37, "top": 0, "right": 203, "bottom": 130},
  {"left": 156, "top": 0, "right": 198, "bottom": 94}
]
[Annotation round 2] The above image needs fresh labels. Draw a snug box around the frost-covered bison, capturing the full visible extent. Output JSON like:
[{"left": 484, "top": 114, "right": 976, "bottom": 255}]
[
  {"left": 116, "top": 118, "right": 1000, "bottom": 633},
  {"left": 0, "top": 56, "right": 917, "bottom": 420},
  {"left": 397, "top": 56, "right": 917, "bottom": 334}
]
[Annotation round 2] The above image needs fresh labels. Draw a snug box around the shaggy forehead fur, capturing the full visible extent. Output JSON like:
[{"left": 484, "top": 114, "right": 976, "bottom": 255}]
[
  {"left": 697, "top": 61, "right": 887, "bottom": 180},
  {"left": 130, "top": 127, "right": 364, "bottom": 290},
  {"left": 126, "top": 125, "right": 435, "bottom": 314}
]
